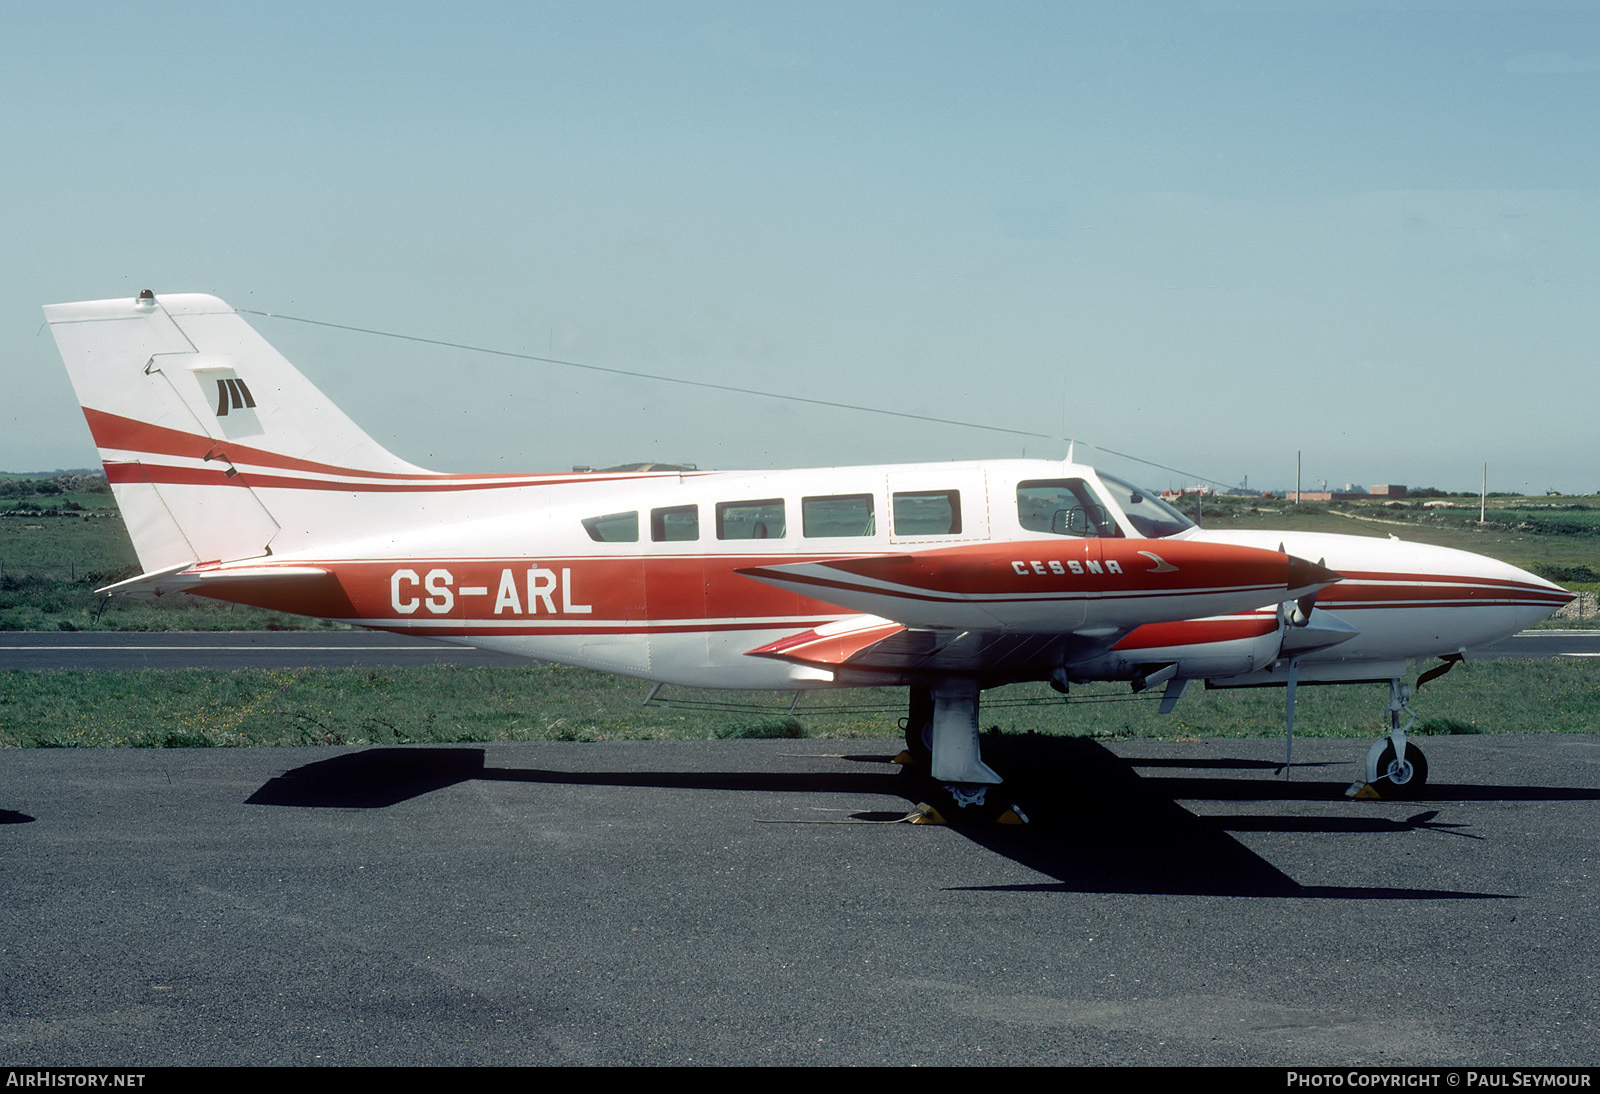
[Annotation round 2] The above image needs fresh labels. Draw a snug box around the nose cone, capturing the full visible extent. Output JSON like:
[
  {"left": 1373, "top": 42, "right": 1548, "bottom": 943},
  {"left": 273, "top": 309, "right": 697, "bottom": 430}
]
[
  {"left": 1521, "top": 566, "right": 1577, "bottom": 601},
  {"left": 1479, "top": 555, "right": 1576, "bottom": 618},
  {"left": 1363, "top": 541, "right": 1574, "bottom": 648},
  {"left": 1286, "top": 554, "right": 1343, "bottom": 597}
]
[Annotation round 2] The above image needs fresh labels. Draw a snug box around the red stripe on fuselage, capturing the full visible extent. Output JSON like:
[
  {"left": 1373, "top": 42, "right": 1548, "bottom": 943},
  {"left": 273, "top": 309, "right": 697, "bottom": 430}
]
[
  {"left": 1320, "top": 573, "right": 1570, "bottom": 609},
  {"left": 101, "top": 461, "right": 658, "bottom": 493},
  {"left": 186, "top": 556, "right": 854, "bottom": 624},
  {"left": 182, "top": 553, "right": 1564, "bottom": 644}
]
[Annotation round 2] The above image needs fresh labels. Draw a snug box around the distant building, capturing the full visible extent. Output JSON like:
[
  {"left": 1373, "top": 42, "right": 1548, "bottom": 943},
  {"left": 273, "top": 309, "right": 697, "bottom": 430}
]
[{"left": 1290, "top": 483, "right": 1407, "bottom": 502}]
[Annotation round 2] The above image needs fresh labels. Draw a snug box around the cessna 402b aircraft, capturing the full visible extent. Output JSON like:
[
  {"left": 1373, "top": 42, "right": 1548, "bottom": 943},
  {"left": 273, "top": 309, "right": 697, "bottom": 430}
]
[{"left": 44, "top": 291, "right": 1573, "bottom": 809}]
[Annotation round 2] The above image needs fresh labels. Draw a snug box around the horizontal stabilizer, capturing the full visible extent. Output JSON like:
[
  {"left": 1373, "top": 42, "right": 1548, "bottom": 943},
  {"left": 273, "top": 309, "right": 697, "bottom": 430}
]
[
  {"left": 96, "top": 562, "right": 208, "bottom": 600},
  {"left": 97, "top": 562, "right": 353, "bottom": 618}
]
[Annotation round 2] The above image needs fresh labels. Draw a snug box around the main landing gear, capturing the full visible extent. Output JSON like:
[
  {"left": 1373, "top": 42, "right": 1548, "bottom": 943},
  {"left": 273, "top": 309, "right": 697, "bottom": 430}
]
[
  {"left": 1347, "top": 678, "right": 1430, "bottom": 800},
  {"left": 898, "top": 682, "right": 1028, "bottom": 825}
]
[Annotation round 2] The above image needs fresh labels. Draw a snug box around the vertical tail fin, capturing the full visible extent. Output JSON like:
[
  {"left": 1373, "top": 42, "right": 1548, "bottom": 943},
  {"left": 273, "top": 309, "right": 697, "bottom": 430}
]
[{"left": 44, "top": 291, "right": 433, "bottom": 572}]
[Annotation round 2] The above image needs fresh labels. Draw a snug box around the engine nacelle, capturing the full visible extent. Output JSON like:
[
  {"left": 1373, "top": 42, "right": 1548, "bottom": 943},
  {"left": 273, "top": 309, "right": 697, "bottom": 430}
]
[{"left": 1065, "top": 610, "right": 1285, "bottom": 683}]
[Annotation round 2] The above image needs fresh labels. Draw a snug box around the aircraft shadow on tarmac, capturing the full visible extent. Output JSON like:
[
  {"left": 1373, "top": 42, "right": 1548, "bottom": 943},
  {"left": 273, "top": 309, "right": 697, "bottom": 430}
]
[{"left": 243, "top": 736, "right": 1595, "bottom": 901}]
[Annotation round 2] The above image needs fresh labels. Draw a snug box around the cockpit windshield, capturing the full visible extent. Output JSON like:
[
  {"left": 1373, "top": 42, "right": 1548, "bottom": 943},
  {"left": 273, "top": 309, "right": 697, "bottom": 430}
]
[{"left": 1095, "top": 472, "right": 1195, "bottom": 538}]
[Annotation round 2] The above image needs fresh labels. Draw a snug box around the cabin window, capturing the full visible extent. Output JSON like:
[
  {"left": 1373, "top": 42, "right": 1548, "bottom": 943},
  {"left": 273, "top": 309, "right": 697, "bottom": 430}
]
[
  {"left": 651, "top": 504, "right": 699, "bottom": 542},
  {"left": 892, "top": 490, "right": 961, "bottom": 536},
  {"left": 716, "top": 498, "right": 786, "bottom": 540},
  {"left": 1017, "top": 479, "right": 1118, "bottom": 537},
  {"left": 581, "top": 511, "right": 639, "bottom": 543},
  {"left": 802, "top": 494, "right": 875, "bottom": 537}
]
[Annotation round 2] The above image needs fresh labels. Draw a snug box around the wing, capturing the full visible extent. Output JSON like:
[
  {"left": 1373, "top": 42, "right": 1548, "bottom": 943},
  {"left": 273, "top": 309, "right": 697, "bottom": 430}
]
[{"left": 738, "top": 538, "right": 1342, "bottom": 681}]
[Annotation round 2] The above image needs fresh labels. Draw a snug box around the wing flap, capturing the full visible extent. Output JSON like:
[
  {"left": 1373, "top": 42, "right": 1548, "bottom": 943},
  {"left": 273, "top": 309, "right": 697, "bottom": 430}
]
[
  {"left": 745, "top": 616, "right": 906, "bottom": 667},
  {"left": 746, "top": 616, "right": 1107, "bottom": 681}
]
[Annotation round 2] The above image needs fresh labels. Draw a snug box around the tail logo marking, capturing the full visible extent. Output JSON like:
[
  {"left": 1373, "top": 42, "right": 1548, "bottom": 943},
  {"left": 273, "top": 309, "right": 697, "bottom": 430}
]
[
  {"left": 1139, "top": 551, "right": 1179, "bottom": 573},
  {"left": 215, "top": 378, "right": 257, "bottom": 416}
]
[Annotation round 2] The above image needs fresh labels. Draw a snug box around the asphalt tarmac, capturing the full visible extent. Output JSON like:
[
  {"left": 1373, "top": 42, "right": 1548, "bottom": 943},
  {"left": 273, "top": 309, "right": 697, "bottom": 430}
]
[{"left": 2, "top": 732, "right": 1596, "bottom": 1066}]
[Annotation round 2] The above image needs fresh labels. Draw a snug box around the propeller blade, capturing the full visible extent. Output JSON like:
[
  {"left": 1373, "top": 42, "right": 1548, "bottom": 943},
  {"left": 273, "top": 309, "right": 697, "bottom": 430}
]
[{"left": 1286, "top": 589, "right": 1319, "bottom": 626}]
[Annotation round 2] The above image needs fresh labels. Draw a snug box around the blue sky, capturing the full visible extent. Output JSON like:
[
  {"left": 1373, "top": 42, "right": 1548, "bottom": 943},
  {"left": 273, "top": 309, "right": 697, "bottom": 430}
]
[{"left": 5, "top": 1, "right": 1598, "bottom": 493}]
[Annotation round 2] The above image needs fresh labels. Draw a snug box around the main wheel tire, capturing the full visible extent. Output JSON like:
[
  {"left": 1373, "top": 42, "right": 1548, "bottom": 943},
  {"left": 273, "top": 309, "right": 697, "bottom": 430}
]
[
  {"left": 1373, "top": 741, "right": 1428, "bottom": 798},
  {"left": 902, "top": 687, "right": 934, "bottom": 765}
]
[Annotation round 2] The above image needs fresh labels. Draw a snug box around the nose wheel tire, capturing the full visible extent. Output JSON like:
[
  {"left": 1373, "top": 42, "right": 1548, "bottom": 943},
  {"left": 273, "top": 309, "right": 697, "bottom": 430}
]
[{"left": 1373, "top": 741, "right": 1429, "bottom": 798}]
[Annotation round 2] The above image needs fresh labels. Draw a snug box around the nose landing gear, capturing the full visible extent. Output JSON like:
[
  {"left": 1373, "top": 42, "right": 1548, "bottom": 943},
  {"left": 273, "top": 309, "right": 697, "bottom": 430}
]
[{"left": 1347, "top": 678, "right": 1430, "bottom": 799}]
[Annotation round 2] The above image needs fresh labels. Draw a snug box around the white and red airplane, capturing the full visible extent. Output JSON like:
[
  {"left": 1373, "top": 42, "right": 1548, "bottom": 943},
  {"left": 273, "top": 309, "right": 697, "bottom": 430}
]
[{"left": 44, "top": 291, "right": 1572, "bottom": 806}]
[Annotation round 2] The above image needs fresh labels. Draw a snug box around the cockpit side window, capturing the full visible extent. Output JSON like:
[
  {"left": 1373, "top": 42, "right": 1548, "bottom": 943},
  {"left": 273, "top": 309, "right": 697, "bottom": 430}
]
[
  {"left": 1095, "top": 472, "right": 1196, "bottom": 538},
  {"left": 1017, "top": 479, "right": 1119, "bottom": 538}
]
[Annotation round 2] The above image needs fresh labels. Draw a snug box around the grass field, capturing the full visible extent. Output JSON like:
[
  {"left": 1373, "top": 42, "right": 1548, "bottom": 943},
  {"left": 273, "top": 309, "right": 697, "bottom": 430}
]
[{"left": 3, "top": 658, "right": 1593, "bottom": 749}]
